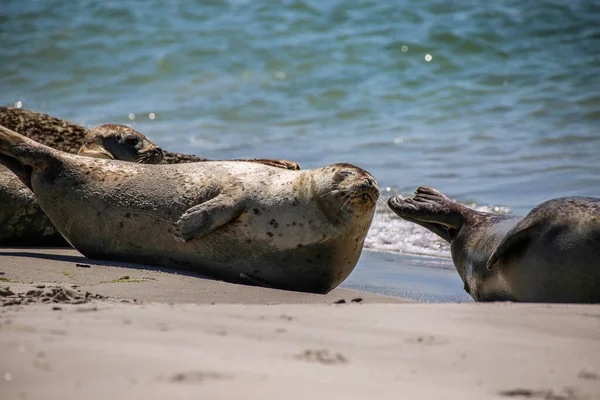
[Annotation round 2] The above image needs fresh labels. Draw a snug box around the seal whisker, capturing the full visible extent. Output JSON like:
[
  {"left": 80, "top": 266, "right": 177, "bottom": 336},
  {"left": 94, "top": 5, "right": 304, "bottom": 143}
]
[
  {"left": 340, "top": 191, "right": 353, "bottom": 200},
  {"left": 320, "top": 186, "right": 341, "bottom": 198},
  {"left": 340, "top": 196, "right": 352, "bottom": 211}
]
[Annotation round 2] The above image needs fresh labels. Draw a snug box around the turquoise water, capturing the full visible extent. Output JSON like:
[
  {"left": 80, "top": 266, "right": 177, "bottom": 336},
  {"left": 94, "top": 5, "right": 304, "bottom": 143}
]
[{"left": 1, "top": 0, "right": 599, "bottom": 264}]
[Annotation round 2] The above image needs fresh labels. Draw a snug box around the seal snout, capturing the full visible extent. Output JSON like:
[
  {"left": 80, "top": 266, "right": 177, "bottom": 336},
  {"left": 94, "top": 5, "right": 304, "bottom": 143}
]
[
  {"left": 346, "top": 173, "right": 377, "bottom": 204},
  {"left": 138, "top": 145, "right": 164, "bottom": 164},
  {"left": 357, "top": 177, "right": 378, "bottom": 205},
  {"left": 151, "top": 145, "right": 164, "bottom": 162}
]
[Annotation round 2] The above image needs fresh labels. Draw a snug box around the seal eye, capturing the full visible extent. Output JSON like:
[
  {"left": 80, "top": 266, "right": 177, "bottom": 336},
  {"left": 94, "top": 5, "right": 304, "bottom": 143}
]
[
  {"left": 125, "top": 137, "right": 140, "bottom": 146},
  {"left": 339, "top": 170, "right": 355, "bottom": 178}
]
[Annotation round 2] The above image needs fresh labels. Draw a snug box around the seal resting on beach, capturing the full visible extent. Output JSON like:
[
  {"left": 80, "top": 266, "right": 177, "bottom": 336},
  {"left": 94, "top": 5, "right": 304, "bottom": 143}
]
[
  {"left": 388, "top": 186, "right": 600, "bottom": 303},
  {"left": 1, "top": 124, "right": 164, "bottom": 246},
  {"left": 0, "top": 106, "right": 301, "bottom": 169},
  {"left": 0, "top": 124, "right": 378, "bottom": 293}
]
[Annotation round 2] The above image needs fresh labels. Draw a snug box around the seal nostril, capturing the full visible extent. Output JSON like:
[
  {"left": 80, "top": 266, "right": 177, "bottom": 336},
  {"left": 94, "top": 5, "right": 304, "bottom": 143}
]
[{"left": 365, "top": 178, "right": 374, "bottom": 186}]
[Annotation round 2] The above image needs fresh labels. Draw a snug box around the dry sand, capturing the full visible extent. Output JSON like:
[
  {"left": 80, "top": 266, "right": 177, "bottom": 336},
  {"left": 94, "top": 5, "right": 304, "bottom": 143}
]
[{"left": 1, "top": 247, "right": 599, "bottom": 399}]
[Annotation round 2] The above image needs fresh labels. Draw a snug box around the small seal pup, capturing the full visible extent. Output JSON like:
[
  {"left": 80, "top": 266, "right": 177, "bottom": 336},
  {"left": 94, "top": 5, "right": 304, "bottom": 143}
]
[
  {"left": 0, "top": 124, "right": 378, "bottom": 293},
  {"left": 0, "top": 124, "right": 164, "bottom": 246},
  {"left": 388, "top": 187, "right": 600, "bottom": 303},
  {"left": 0, "top": 106, "right": 300, "bottom": 169}
]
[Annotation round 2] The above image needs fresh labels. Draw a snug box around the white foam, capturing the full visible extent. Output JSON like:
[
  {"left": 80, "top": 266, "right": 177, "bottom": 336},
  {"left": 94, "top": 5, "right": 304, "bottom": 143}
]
[{"left": 365, "top": 196, "right": 511, "bottom": 258}]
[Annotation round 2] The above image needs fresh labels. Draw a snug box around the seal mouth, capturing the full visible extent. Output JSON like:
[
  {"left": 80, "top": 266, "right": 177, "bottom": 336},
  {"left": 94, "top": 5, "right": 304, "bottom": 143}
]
[
  {"left": 330, "top": 166, "right": 379, "bottom": 210},
  {"left": 137, "top": 147, "right": 164, "bottom": 164},
  {"left": 359, "top": 191, "right": 377, "bottom": 206}
]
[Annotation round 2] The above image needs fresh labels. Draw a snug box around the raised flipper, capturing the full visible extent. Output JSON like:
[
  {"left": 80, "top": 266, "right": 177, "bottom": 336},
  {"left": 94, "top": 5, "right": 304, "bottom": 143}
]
[
  {"left": 0, "top": 124, "right": 58, "bottom": 190},
  {"left": 387, "top": 186, "right": 466, "bottom": 242},
  {"left": 173, "top": 191, "right": 247, "bottom": 242}
]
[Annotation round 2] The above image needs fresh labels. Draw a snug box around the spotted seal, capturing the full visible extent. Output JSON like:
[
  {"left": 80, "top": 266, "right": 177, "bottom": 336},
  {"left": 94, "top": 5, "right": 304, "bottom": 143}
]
[
  {"left": 1, "top": 124, "right": 164, "bottom": 246},
  {"left": 0, "top": 124, "right": 378, "bottom": 293},
  {"left": 0, "top": 106, "right": 300, "bottom": 169},
  {"left": 388, "top": 186, "right": 600, "bottom": 303}
]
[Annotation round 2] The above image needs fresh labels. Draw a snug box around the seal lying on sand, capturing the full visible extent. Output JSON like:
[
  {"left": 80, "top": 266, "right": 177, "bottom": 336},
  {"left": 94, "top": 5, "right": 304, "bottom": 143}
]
[
  {"left": 1, "top": 124, "right": 164, "bottom": 246},
  {"left": 0, "top": 124, "right": 378, "bottom": 293},
  {"left": 0, "top": 106, "right": 300, "bottom": 169},
  {"left": 388, "top": 187, "right": 600, "bottom": 303}
]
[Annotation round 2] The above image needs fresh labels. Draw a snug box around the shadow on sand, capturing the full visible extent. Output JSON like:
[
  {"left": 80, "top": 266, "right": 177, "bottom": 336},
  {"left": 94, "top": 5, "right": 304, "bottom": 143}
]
[{"left": 0, "top": 248, "right": 216, "bottom": 281}]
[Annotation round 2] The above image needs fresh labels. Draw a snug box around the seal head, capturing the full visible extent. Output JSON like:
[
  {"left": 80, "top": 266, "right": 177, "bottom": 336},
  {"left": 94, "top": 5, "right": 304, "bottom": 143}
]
[
  {"left": 78, "top": 124, "right": 164, "bottom": 164},
  {"left": 314, "top": 163, "right": 379, "bottom": 224}
]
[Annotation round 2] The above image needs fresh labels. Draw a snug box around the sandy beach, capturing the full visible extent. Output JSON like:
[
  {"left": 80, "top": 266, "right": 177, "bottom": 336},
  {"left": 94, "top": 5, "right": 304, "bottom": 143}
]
[
  {"left": 2, "top": 0, "right": 599, "bottom": 398},
  {"left": 1, "top": 247, "right": 599, "bottom": 399},
  {"left": 0, "top": 247, "right": 411, "bottom": 305}
]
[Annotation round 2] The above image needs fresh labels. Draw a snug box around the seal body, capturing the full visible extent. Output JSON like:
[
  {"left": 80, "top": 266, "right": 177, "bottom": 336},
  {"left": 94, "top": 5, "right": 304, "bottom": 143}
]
[
  {"left": 0, "top": 125, "right": 378, "bottom": 293},
  {"left": 0, "top": 124, "right": 164, "bottom": 246},
  {"left": 388, "top": 187, "right": 600, "bottom": 303}
]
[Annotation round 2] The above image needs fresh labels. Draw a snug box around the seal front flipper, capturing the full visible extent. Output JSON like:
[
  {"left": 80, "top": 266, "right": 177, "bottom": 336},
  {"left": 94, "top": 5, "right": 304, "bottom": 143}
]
[
  {"left": 0, "top": 124, "right": 59, "bottom": 190},
  {"left": 174, "top": 193, "right": 246, "bottom": 242},
  {"left": 486, "top": 220, "right": 538, "bottom": 270}
]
